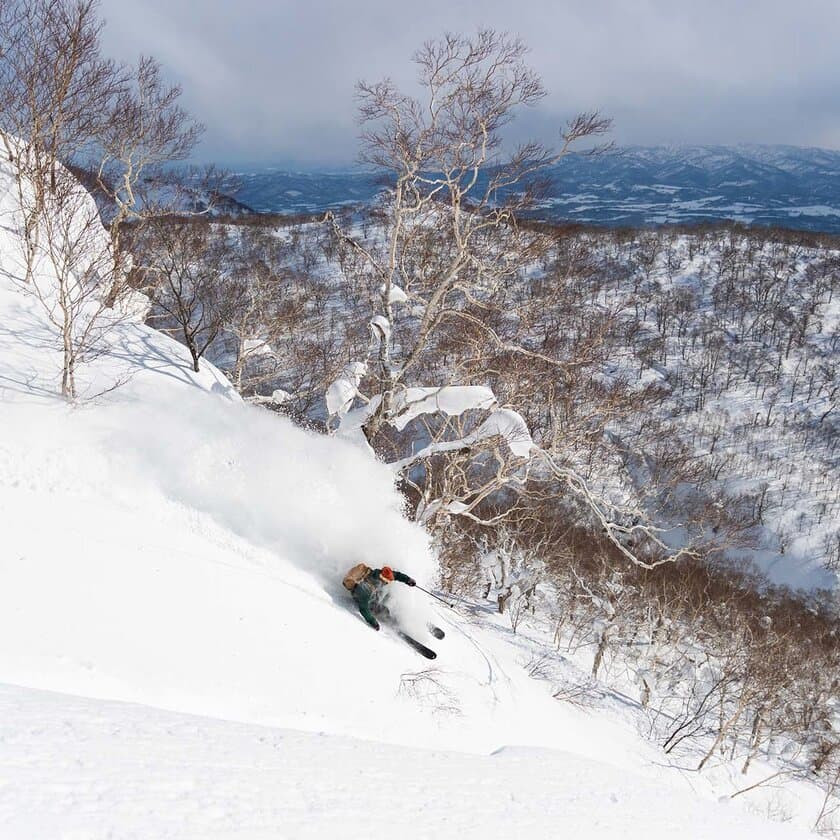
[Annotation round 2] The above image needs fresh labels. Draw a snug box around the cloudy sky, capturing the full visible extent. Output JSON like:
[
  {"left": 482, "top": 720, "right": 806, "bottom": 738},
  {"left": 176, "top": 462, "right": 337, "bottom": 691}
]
[{"left": 97, "top": 0, "right": 840, "bottom": 167}]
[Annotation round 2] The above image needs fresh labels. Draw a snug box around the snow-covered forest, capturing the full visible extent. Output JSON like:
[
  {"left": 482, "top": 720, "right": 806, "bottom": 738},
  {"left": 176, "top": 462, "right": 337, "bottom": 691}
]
[{"left": 0, "top": 1, "right": 838, "bottom": 837}]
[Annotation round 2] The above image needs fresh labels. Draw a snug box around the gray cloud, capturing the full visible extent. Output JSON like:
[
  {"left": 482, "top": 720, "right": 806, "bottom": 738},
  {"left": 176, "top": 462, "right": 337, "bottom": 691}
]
[{"left": 97, "top": 0, "right": 840, "bottom": 166}]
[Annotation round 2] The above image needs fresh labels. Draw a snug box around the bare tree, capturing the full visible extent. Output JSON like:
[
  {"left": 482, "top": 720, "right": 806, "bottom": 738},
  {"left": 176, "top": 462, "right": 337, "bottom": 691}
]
[
  {"left": 142, "top": 220, "right": 245, "bottom": 373},
  {"left": 20, "top": 161, "right": 126, "bottom": 397},
  {"left": 326, "top": 30, "right": 610, "bottom": 438},
  {"left": 320, "top": 32, "right": 705, "bottom": 570},
  {"left": 0, "top": 0, "right": 219, "bottom": 397},
  {"left": 0, "top": 0, "right": 137, "bottom": 398}
]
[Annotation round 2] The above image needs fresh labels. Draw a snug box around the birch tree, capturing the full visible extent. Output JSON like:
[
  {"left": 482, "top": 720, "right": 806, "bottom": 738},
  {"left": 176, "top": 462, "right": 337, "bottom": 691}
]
[
  {"left": 326, "top": 30, "right": 610, "bottom": 440},
  {"left": 324, "top": 32, "right": 694, "bottom": 568},
  {"left": 0, "top": 0, "right": 120, "bottom": 285},
  {"left": 95, "top": 55, "right": 203, "bottom": 280}
]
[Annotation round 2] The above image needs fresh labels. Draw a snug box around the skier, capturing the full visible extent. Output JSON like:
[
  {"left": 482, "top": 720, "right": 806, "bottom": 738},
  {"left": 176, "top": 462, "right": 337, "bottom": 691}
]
[
  {"left": 342, "top": 564, "right": 445, "bottom": 659},
  {"left": 343, "top": 564, "right": 416, "bottom": 631}
]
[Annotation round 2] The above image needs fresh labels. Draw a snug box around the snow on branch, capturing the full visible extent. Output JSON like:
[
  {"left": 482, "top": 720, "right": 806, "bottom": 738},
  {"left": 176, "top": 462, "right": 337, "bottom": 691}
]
[
  {"left": 389, "top": 402, "right": 534, "bottom": 472},
  {"left": 327, "top": 382, "right": 498, "bottom": 435},
  {"left": 379, "top": 282, "right": 408, "bottom": 305},
  {"left": 248, "top": 388, "right": 292, "bottom": 407},
  {"left": 369, "top": 315, "right": 391, "bottom": 347},
  {"left": 326, "top": 362, "right": 369, "bottom": 419},
  {"left": 472, "top": 408, "right": 534, "bottom": 459},
  {"left": 388, "top": 386, "right": 497, "bottom": 430},
  {"left": 323, "top": 367, "right": 693, "bottom": 568},
  {"left": 241, "top": 338, "right": 276, "bottom": 359}
]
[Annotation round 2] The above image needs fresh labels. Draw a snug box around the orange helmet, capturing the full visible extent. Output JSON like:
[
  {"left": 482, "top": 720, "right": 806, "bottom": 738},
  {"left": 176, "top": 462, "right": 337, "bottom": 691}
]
[{"left": 380, "top": 566, "right": 395, "bottom": 582}]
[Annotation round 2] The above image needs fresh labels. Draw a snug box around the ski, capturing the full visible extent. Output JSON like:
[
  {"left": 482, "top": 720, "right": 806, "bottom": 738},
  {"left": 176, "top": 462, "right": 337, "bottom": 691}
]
[
  {"left": 398, "top": 631, "right": 437, "bottom": 659},
  {"left": 428, "top": 625, "right": 445, "bottom": 640}
]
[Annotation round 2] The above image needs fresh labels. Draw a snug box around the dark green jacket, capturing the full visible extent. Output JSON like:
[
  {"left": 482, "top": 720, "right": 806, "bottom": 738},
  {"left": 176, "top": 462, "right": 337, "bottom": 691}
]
[{"left": 352, "top": 568, "right": 415, "bottom": 629}]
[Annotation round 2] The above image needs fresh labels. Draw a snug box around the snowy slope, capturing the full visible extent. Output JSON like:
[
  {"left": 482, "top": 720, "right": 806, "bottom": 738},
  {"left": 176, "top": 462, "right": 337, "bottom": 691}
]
[
  {"left": 0, "top": 159, "right": 824, "bottom": 837},
  {"left": 0, "top": 682, "right": 816, "bottom": 840}
]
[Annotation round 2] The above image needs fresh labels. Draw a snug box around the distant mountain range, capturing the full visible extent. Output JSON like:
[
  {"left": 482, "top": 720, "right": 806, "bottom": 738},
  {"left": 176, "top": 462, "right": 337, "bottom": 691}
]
[{"left": 232, "top": 144, "right": 840, "bottom": 233}]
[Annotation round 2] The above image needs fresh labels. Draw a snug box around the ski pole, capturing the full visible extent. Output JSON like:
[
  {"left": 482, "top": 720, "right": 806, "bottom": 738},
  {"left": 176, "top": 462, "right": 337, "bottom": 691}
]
[{"left": 415, "top": 584, "right": 456, "bottom": 609}]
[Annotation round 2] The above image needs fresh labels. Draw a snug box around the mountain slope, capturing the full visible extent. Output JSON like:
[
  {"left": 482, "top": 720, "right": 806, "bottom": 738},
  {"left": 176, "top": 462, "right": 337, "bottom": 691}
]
[{"left": 0, "top": 156, "right": 826, "bottom": 837}]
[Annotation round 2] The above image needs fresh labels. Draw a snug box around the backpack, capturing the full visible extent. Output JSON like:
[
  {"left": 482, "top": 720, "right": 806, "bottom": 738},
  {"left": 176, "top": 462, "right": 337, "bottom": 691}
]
[{"left": 343, "top": 563, "right": 372, "bottom": 591}]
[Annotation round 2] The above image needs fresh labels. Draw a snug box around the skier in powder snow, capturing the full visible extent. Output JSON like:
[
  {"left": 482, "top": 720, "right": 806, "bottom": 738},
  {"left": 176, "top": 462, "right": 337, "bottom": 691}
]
[{"left": 345, "top": 565, "right": 416, "bottom": 631}]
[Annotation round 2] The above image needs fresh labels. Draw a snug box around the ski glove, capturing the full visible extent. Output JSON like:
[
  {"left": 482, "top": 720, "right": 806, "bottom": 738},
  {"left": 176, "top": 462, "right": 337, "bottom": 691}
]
[{"left": 406, "top": 577, "right": 416, "bottom": 587}]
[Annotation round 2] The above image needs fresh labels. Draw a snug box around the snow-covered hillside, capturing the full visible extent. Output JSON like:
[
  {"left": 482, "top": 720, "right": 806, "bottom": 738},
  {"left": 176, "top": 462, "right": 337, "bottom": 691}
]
[{"left": 0, "top": 159, "right": 828, "bottom": 837}]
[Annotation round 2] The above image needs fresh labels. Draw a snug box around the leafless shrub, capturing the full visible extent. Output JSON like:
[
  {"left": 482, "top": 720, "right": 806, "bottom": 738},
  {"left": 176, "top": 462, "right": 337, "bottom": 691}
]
[
  {"left": 94, "top": 53, "right": 203, "bottom": 283},
  {"left": 398, "top": 668, "right": 461, "bottom": 716},
  {"left": 552, "top": 678, "right": 598, "bottom": 709}
]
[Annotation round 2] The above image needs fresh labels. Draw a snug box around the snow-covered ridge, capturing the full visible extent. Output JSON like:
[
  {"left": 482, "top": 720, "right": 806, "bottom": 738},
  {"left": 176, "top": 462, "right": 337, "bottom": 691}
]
[{"left": 232, "top": 143, "right": 840, "bottom": 233}]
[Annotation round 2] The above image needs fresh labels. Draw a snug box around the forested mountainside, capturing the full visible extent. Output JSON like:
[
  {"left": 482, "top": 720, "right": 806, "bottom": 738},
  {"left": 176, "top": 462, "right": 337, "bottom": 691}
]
[{"left": 165, "top": 216, "right": 840, "bottom": 590}]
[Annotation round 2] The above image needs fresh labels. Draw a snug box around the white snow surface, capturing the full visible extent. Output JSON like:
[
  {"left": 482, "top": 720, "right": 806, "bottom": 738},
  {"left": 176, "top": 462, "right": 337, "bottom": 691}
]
[
  {"left": 0, "top": 682, "right": 814, "bottom": 840},
  {"left": 0, "top": 161, "right": 819, "bottom": 837}
]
